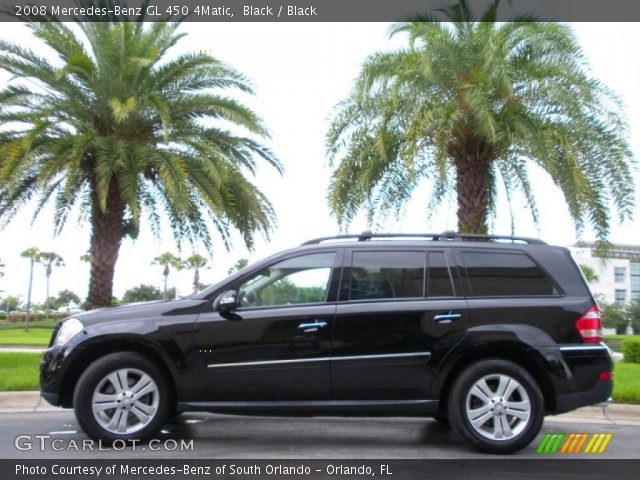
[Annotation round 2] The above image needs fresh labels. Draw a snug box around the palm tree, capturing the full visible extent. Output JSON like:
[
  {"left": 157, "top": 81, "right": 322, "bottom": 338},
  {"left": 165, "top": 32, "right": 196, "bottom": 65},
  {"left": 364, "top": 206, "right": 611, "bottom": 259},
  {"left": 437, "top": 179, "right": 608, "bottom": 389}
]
[
  {"left": 326, "top": 0, "right": 634, "bottom": 240},
  {"left": 184, "top": 254, "right": 209, "bottom": 294},
  {"left": 228, "top": 258, "right": 249, "bottom": 275},
  {"left": 0, "top": 11, "right": 282, "bottom": 309},
  {"left": 579, "top": 264, "right": 599, "bottom": 283},
  {"left": 20, "top": 247, "right": 40, "bottom": 331},
  {"left": 152, "top": 252, "right": 182, "bottom": 300},
  {"left": 38, "top": 251, "right": 65, "bottom": 319}
]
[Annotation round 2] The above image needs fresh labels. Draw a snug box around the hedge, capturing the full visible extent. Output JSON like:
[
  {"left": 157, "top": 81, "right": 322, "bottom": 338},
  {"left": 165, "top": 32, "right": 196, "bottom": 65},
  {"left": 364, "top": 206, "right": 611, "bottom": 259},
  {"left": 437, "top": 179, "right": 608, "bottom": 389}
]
[
  {"left": 622, "top": 338, "right": 640, "bottom": 364},
  {"left": 5, "top": 312, "right": 67, "bottom": 323}
]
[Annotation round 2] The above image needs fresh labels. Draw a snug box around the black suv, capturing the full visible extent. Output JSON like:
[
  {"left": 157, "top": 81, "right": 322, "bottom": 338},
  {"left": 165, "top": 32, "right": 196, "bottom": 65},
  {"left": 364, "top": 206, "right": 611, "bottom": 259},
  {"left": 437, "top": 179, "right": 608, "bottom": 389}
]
[{"left": 41, "top": 232, "right": 612, "bottom": 454}]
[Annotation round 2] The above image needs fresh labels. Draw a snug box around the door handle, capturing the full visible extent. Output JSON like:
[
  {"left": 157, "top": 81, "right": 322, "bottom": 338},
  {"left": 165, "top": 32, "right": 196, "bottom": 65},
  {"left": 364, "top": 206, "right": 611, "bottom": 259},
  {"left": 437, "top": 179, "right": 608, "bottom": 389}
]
[
  {"left": 433, "top": 311, "right": 462, "bottom": 324},
  {"left": 297, "top": 320, "right": 328, "bottom": 333}
]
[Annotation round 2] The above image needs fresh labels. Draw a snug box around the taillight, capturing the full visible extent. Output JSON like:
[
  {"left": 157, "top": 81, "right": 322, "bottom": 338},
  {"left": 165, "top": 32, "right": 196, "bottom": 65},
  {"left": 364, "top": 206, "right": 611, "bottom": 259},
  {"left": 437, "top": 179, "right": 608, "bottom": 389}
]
[{"left": 575, "top": 305, "right": 602, "bottom": 343}]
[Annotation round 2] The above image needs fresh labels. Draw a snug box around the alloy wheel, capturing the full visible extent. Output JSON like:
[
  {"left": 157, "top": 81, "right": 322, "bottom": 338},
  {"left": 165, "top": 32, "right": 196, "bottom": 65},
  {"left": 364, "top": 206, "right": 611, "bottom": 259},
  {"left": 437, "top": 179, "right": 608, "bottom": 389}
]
[
  {"left": 91, "top": 368, "right": 159, "bottom": 434},
  {"left": 464, "top": 373, "right": 531, "bottom": 441}
]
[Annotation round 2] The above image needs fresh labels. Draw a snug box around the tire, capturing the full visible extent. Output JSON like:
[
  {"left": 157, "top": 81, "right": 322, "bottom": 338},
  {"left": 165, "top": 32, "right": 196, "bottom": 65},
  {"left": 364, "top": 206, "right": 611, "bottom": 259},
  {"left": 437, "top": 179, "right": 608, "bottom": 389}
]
[
  {"left": 447, "top": 359, "right": 544, "bottom": 454},
  {"left": 167, "top": 410, "right": 183, "bottom": 420},
  {"left": 73, "top": 352, "right": 171, "bottom": 442}
]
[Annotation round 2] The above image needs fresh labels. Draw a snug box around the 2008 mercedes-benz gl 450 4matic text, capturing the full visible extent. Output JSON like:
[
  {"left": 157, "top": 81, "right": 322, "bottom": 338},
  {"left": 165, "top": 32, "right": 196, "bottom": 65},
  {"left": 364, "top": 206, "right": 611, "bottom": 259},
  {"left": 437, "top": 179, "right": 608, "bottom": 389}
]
[{"left": 41, "top": 232, "right": 612, "bottom": 454}]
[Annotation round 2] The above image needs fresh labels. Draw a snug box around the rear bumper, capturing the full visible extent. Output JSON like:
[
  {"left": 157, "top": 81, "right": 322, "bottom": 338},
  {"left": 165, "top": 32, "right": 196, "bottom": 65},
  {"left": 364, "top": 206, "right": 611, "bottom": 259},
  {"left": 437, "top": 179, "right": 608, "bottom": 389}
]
[
  {"left": 551, "top": 343, "right": 613, "bottom": 414},
  {"left": 554, "top": 378, "right": 612, "bottom": 414}
]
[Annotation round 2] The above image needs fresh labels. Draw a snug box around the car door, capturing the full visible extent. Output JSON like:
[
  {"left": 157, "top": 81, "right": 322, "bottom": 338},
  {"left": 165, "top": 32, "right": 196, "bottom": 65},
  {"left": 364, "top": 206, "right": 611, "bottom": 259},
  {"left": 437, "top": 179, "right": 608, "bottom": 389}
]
[
  {"left": 331, "top": 248, "right": 468, "bottom": 400},
  {"left": 189, "top": 250, "right": 341, "bottom": 401}
]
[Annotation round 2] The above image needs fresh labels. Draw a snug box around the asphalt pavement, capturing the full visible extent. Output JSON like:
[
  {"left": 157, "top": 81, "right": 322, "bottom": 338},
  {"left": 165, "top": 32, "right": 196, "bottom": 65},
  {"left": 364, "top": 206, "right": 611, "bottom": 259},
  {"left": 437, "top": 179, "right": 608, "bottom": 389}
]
[{"left": 0, "top": 409, "right": 638, "bottom": 459}]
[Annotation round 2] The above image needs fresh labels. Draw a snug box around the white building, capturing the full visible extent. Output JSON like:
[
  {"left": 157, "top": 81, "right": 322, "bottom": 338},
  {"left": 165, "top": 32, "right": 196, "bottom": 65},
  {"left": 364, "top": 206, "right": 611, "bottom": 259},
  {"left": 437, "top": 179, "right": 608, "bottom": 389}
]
[{"left": 569, "top": 244, "right": 640, "bottom": 305}]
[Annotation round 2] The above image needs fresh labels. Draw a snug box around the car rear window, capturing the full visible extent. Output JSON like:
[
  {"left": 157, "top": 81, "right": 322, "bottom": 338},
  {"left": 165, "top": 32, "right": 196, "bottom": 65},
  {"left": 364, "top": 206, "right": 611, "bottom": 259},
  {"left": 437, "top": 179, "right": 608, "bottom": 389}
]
[{"left": 462, "top": 251, "right": 558, "bottom": 297}]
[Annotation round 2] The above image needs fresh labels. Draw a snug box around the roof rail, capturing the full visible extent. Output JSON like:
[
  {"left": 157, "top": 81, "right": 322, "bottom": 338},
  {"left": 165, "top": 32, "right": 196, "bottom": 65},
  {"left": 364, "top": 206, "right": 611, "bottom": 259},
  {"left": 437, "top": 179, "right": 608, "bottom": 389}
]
[{"left": 301, "top": 231, "right": 546, "bottom": 246}]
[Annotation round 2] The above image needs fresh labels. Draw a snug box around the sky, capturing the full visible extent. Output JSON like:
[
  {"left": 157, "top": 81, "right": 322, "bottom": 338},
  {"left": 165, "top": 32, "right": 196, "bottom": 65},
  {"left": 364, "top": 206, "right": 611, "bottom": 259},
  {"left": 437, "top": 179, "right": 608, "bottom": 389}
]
[{"left": 0, "top": 22, "right": 638, "bottom": 304}]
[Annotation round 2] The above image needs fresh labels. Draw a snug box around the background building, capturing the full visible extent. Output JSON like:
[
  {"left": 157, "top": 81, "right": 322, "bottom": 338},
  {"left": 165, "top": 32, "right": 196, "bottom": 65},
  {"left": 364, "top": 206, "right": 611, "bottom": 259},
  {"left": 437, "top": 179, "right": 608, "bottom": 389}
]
[{"left": 570, "top": 244, "right": 640, "bottom": 305}]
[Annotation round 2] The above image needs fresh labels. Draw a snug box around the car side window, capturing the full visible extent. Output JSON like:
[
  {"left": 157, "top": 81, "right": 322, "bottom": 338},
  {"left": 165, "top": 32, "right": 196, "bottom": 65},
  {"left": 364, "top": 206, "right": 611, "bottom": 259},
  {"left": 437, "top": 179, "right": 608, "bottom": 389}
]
[
  {"left": 349, "top": 251, "right": 425, "bottom": 300},
  {"left": 462, "top": 250, "right": 558, "bottom": 296},
  {"left": 427, "top": 251, "right": 455, "bottom": 297},
  {"left": 237, "top": 252, "right": 336, "bottom": 308}
]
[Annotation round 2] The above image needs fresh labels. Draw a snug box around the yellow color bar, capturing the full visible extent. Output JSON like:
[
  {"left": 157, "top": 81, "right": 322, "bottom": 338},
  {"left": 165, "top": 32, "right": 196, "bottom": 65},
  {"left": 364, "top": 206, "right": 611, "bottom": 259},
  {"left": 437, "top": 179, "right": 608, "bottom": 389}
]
[
  {"left": 591, "top": 434, "right": 606, "bottom": 453},
  {"left": 584, "top": 434, "right": 598, "bottom": 453},
  {"left": 598, "top": 434, "right": 612, "bottom": 453}
]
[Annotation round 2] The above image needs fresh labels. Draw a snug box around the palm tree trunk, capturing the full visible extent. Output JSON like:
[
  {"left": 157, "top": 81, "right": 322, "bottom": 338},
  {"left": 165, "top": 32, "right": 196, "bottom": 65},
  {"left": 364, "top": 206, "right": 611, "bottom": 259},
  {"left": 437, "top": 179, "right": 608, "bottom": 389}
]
[
  {"left": 193, "top": 269, "right": 199, "bottom": 294},
  {"left": 86, "top": 182, "right": 126, "bottom": 309},
  {"left": 163, "top": 267, "right": 169, "bottom": 300},
  {"left": 45, "top": 267, "right": 51, "bottom": 321},
  {"left": 25, "top": 259, "right": 33, "bottom": 332},
  {"left": 454, "top": 153, "right": 491, "bottom": 234}
]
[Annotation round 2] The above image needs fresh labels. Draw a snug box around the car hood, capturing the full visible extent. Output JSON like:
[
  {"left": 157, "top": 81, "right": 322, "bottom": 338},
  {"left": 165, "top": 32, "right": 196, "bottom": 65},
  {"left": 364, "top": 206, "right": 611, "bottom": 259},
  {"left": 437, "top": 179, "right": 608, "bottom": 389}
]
[{"left": 70, "top": 298, "right": 208, "bottom": 326}]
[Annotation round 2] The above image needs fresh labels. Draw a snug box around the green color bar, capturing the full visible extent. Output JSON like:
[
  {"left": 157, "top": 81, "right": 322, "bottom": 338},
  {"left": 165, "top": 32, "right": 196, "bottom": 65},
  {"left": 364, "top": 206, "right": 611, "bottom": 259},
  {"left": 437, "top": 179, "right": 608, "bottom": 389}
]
[
  {"left": 537, "top": 433, "right": 552, "bottom": 453},
  {"left": 550, "top": 433, "right": 566, "bottom": 453}
]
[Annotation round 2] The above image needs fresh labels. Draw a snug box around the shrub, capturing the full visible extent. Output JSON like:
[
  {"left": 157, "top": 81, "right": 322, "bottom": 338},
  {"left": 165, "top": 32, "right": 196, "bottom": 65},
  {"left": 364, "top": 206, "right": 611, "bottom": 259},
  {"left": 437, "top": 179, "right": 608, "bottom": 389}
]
[
  {"left": 6, "top": 312, "right": 67, "bottom": 323},
  {"left": 601, "top": 302, "right": 628, "bottom": 334},
  {"left": 622, "top": 338, "right": 640, "bottom": 364},
  {"left": 627, "top": 299, "right": 640, "bottom": 335}
]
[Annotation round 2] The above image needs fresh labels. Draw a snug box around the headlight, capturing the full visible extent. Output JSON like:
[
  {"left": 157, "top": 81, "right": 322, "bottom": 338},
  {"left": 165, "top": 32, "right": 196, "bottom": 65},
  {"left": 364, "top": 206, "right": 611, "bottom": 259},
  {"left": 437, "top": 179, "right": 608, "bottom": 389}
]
[{"left": 54, "top": 318, "right": 84, "bottom": 346}]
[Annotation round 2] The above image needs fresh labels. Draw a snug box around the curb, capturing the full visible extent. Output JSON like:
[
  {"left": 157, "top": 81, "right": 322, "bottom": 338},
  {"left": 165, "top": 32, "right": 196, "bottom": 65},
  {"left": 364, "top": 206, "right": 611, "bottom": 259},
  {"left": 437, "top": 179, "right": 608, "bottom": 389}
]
[
  {"left": 0, "top": 391, "right": 63, "bottom": 412},
  {"left": 0, "top": 347, "right": 47, "bottom": 353}
]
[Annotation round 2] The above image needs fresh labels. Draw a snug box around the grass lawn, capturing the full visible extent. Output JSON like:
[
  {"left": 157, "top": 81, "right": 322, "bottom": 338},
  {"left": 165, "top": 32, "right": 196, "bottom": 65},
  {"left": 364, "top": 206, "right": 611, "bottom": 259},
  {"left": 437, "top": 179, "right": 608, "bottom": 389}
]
[
  {"left": 0, "top": 352, "right": 42, "bottom": 391},
  {"left": 0, "top": 328, "right": 53, "bottom": 346},
  {"left": 604, "top": 335, "right": 635, "bottom": 341},
  {"left": 0, "top": 319, "right": 58, "bottom": 330},
  {"left": 613, "top": 362, "right": 640, "bottom": 404}
]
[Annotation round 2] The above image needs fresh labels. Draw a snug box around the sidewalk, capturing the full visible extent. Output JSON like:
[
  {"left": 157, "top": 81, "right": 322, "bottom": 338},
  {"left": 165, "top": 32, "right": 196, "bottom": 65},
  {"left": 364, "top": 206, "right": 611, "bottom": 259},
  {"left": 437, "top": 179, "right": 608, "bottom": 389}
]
[
  {"left": 0, "top": 391, "right": 639, "bottom": 424},
  {"left": 0, "top": 346, "right": 47, "bottom": 353}
]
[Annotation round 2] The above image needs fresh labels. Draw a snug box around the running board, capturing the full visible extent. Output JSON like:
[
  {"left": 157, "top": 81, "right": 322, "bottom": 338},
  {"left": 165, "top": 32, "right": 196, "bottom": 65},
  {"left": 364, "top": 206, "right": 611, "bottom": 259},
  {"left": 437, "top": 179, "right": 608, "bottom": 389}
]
[{"left": 178, "top": 399, "right": 439, "bottom": 417}]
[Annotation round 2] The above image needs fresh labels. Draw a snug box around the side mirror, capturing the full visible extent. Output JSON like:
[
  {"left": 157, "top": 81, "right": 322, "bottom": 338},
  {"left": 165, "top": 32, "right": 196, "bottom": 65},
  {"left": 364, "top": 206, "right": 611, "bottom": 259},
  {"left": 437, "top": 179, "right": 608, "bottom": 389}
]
[{"left": 214, "top": 290, "right": 238, "bottom": 314}]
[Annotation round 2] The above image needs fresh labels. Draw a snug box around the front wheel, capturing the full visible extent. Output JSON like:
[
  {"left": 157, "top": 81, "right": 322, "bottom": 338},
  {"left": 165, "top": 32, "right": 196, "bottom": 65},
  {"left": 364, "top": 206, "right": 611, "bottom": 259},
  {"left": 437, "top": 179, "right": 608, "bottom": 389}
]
[
  {"left": 448, "top": 359, "right": 544, "bottom": 454},
  {"left": 73, "top": 352, "right": 170, "bottom": 442}
]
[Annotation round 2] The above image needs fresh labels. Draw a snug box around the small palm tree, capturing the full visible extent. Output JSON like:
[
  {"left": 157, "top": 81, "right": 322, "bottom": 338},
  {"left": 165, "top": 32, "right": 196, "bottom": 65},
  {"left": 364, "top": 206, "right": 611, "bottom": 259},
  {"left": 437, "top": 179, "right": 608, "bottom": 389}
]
[
  {"left": 184, "top": 254, "right": 209, "bottom": 294},
  {"left": 228, "top": 258, "right": 249, "bottom": 275},
  {"left": 327, "top": 0, "right": 634, "bottom": 240},
  {"left": 38, "top": 251, "right": 65, "bottom": 319},
  {"left": 152, "top": 252, "right": 182, "bottom": 300},
  {"left": 20, "top": 247, "right": 40, "bottom": 331},
  {"left": 579, "top": 264, "right": 599, "bottom": 283},
  {"left": 0, "top": 10, "right": 282, "bottom": 309}
]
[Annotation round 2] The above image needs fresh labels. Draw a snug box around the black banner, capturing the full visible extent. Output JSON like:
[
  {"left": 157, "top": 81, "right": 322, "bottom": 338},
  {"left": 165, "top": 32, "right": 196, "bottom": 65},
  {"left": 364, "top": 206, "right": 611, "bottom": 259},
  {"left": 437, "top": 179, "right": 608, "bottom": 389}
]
[
  {"left": 3, "top": 459, "right": 640, "bottom": 480},
  {"left": 2, "top": 0, "right": 640, "bottom": 22}
]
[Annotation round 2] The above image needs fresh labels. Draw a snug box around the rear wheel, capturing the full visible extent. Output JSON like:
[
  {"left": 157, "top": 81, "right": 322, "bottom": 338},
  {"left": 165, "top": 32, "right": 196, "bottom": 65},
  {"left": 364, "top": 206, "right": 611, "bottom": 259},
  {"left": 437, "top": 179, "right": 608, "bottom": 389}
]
[
  {"left": 73, "top": 352, "right": 170, "bottom": 442},
  {"left": 448, "top": 359, "right": 544, "bottom": 454}
]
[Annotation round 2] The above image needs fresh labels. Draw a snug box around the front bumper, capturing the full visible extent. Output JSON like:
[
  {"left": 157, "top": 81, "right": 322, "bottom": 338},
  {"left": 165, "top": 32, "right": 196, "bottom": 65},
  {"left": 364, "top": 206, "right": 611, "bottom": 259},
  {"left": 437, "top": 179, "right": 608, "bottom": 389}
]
[
  {"left": 39, "top": 345, "right": 69, "bottom": 407},
  {"left": 40, "top": 390, "right": 60, "bottom": 406}
]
